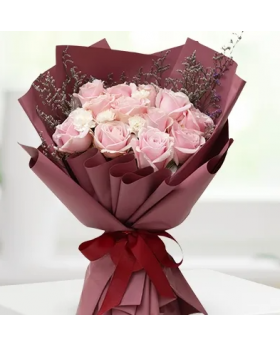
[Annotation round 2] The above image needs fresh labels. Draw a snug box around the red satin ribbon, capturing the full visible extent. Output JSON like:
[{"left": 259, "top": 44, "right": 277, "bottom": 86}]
[{"left": 79, "top": 230, "right": 183, "bottom": 315}]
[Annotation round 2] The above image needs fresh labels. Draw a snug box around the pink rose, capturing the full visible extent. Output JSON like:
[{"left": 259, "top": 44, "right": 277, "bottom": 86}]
[
  {"left": 94, "top": 121, "right": 132, "bottom": 158},
  {"left": 112, "top": 96, "right": 147, "bottom": 123},
  {"left": 131, "top": 127, "right": 174, "bottom": 171},
  {"left": 83, "top": 94, "right": 114, "bottom": 119},
  {"left": 146, "top": 108, "right": 173, "bottom": 132},
  {"left": 106, "top": 84, "right": 132, "bottom": 98},
  {"left": 180, "top": 107, "right": 214, "bottom": 133},
  {"left": 53, "top": 117, "right": 92, "bottom": 154},
  {"left": 171, "top": 122, "right": 205, "bottom": 165},
  {"left": 156, "top": 89, "right": 191, "bottom": 121},
  {"left": 74, "top": 80, "right": 104, "bottom": 105},
  {"left": 131, "top": 84, "right": 157, "bottom": 106}
]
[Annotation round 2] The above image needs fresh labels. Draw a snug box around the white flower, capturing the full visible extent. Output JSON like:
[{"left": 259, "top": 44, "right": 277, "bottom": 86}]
[
  {"left": 131, "top": 90, "right": 150, "bottom": 106},
  {"left": 132, "top": 89, "right": 150, "bottom": 100},
  {"left": 96, "top": 109, "right": 116, "bottom": 123},
  {"left": 128, "top": 115, "right": 146, "bottom": 136},
  {"left": 69, "top": 108, "right": 95, "bottom": 132}
]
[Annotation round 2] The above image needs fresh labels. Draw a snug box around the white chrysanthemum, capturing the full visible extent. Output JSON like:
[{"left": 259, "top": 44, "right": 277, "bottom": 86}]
[
  {"left": 96, "top": 109, "right": 116, "bottom": 123},
  {"left": 69, "top": 108, "right": 95, "bottom": 132},
  {"left": 128, "top": 115, "right": 146, "bottom": 136}
]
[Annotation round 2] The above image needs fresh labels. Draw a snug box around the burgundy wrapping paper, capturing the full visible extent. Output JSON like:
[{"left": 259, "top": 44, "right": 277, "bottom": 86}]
[{"left": 19, "top": 38, "right": 245, "bottom": 315}]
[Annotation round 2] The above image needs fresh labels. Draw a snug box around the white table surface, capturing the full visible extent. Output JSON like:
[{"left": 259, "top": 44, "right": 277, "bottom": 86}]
[{"left": 1, "top": 270, "right": 280, "bottom": 315}]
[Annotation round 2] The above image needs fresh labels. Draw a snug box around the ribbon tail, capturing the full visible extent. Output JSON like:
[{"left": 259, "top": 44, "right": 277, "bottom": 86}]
[
  {"left": 158, "top": 232, "right": 184, "bottom": 267},
  {"left": 98, "top": 248, "right": 135, "bottom": 315},
  {"left": 131, "top": 236, "right": 175, "bottom": 299}
]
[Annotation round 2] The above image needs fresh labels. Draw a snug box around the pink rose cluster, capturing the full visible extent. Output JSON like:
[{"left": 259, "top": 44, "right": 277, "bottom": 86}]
[{"left": 53, "top": 80, "right": 214, "bottom": 170}]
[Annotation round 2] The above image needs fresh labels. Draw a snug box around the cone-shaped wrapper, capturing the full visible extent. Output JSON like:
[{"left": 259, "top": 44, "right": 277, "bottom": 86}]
[{"left": 19, "top": 37, "right": 245, "bottom": 315}]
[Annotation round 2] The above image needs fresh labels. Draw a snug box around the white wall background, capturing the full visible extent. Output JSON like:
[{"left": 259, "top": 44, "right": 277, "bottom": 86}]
[{"left": 0, "top": 31, "right": 280, "bottom": 287}]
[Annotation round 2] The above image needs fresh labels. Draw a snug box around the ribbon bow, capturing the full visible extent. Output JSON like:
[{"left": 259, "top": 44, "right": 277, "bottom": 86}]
[{"left": 79, "top": 230, "right": 183, "bottom": 315}]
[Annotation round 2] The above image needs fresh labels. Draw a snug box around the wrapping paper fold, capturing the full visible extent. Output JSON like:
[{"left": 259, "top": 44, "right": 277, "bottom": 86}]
[
  {"left": 77, "top": 256, "right": 206, "bottom": 315},
  {"left": 19, "top": 38, "right": 245, "bottom": 315},
  {"left": 21, "top": 122, "right": 231, "bottom": 233}
]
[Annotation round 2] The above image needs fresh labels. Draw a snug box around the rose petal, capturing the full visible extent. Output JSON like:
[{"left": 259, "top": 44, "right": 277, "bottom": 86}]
[
  {"left": 59, "top": 131, "right": 92, "bottom": 154},
  {"left": 142, "top": 145, "right": 165, "bottom": 162},
  {"left": 168, "top": 103, "right": 192, "bottom": 120},
  {"left": 173, "top": 137, "right": 205, "bottom": 165}
]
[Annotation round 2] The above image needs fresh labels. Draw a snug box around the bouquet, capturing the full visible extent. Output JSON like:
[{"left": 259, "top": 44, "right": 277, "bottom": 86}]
[{"left": 19, "top": 34, "right": 245, "bottom": 315}]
